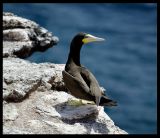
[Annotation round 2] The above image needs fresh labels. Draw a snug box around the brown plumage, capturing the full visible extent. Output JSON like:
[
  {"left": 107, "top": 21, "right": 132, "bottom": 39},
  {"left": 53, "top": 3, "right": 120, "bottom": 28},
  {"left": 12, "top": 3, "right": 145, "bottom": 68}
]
[{"left": 62, "top": 32, "right": 117, "bottom": 106}]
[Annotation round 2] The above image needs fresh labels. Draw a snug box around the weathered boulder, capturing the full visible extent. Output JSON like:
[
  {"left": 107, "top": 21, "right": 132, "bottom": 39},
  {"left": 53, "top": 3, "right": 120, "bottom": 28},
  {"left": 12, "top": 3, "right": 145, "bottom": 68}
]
[
  {"left": 3, "top": 12, "right": 59, "bottom": 58},
  {"left": 3, "top": 12, "right": 127, "bottom": 134}
]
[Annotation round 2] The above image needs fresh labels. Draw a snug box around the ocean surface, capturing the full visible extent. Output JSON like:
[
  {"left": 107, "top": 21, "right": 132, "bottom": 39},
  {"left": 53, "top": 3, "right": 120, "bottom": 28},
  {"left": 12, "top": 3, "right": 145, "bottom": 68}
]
[{"left": 3, "top": 3, "right": 157, "bottom": 134}]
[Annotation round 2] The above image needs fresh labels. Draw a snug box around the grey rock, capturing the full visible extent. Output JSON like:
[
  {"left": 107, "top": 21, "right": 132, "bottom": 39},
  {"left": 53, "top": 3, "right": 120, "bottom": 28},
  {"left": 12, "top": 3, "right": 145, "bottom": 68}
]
[
  {"left": 3, "top": 57, "right": 127, "bottom": 134},
  {"left": 3, "top": 90, "right": 127, "bottom": 134},
  {"left": 3, "top": 127, "right": 32, "bottom": 134},
  {"left": 3, "top": 12, "right": 127, "bottom": 134},
  {"left": 3, "top": 12, "right": 59, "bottom": 58},
  {"left": 34, "top": 91, "right": 98, "bottom": 120},
  {"left": 3, "top": 58, "right": 127, "bottom": 134},
  {"left": 3, "top": 12, "right": 15, "bottom": 16},
  {"left": 3, "top": 29, "right": 31, "bottom": 41},
  {"left": 3, "top": 12, "right": 37, "bottom": 29},
  {"left": 3, "top": 57, "right": 65, "bottom": 102},
  {"left": 3, "top": 103, "right": 19, "bottom": 121},
  {"left": 3, "top": 41, "right": 34, "bottom": 58}
]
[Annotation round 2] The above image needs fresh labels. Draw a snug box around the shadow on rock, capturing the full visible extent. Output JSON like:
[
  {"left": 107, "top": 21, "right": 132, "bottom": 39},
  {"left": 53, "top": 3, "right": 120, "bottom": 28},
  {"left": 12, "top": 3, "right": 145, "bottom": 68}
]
[{"left": 54, "top": 102, "right": 109, "bottom": 134}]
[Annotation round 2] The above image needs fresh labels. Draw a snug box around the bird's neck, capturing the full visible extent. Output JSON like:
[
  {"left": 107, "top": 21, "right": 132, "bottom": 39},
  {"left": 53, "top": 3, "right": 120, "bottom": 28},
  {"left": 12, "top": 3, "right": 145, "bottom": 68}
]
[
  {"left": 67, "top": 48, "right": 81, "bottom": 66},
  {"left": 66, "top": 41, "right": 82, "bottom": 69}
]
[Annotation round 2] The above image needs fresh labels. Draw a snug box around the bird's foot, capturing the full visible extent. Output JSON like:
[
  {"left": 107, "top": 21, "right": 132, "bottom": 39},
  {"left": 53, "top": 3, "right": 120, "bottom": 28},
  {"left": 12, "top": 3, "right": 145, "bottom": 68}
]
[
  {"left": 67, "top": 99, "right": 95, "bottom": 106},
  {"left": 67, "top": 99, "right": 85, "bottom": 107},
  {"left": 81, "top": 99, "right": 95, "bottom": 105}
]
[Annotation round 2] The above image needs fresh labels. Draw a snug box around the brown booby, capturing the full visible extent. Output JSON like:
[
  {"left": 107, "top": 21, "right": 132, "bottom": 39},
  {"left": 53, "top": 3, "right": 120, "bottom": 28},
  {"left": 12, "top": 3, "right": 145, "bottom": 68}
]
[{"left": 62, "top": 32, "right": 117, "bottom": 107}]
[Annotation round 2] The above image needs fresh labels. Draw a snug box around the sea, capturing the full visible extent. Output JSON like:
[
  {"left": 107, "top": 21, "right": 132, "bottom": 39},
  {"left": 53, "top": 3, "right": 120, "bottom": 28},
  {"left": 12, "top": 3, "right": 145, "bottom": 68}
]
[{"left": 3, "top": 3, "right": 157, "bottom": 134}]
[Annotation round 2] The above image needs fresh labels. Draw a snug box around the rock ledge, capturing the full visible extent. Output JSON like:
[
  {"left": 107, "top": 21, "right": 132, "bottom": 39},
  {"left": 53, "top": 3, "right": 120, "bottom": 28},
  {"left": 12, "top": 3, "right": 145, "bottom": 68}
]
[{"left": 3, "top": 12, "right": 127, "bottom": 134}]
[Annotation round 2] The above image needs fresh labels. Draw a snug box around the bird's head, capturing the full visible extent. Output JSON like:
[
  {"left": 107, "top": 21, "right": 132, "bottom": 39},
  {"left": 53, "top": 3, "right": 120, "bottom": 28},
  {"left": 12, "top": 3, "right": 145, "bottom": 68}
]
[
  {"left": 71, "top": 32, "right": 105, "bottom": 46},
  {"left": 67, "top": 32, "right": 105, "bottom": 66}
]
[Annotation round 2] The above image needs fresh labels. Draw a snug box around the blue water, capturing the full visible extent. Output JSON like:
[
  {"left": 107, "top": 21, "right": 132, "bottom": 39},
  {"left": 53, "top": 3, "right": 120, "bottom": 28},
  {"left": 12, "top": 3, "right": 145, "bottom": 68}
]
[{"left": 3, "top": 3, "right": 157, "bottom": 134}]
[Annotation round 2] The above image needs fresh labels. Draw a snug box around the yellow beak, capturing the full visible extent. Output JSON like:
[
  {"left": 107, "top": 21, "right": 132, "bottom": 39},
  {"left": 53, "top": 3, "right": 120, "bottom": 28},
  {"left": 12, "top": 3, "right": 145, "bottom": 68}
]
[{"left": 82, "top": 34, "right": 105, "bottom": 44}]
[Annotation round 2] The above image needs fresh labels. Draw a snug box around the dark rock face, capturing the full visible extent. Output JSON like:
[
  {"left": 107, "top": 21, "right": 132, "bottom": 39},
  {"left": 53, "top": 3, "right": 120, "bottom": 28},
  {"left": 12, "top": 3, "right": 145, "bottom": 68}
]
[
  {"left": 3, "top": 12, "right": 59, "bottom": 58},
  {"left": 3, "top": 12, "right": 127, "bottom": 134}
]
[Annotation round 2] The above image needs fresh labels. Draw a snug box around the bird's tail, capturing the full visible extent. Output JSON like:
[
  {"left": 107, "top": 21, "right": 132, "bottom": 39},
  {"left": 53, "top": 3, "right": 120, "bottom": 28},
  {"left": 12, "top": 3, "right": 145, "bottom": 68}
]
[{"left": 99, "top": 95, "right": 117, "bottom": 106}]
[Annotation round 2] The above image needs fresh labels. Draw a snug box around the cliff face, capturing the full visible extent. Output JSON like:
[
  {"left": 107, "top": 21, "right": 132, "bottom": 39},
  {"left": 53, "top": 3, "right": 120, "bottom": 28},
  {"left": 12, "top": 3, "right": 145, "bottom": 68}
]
[{"left": 3, "top": 12, "right": 127, "bottom": 134}]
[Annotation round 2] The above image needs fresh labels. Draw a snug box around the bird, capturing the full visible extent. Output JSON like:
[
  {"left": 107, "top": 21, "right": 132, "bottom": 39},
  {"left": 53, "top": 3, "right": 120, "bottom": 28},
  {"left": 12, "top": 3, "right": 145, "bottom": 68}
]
[{"left": 62, "top": 32, "right": 117, "bottom": 107}]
